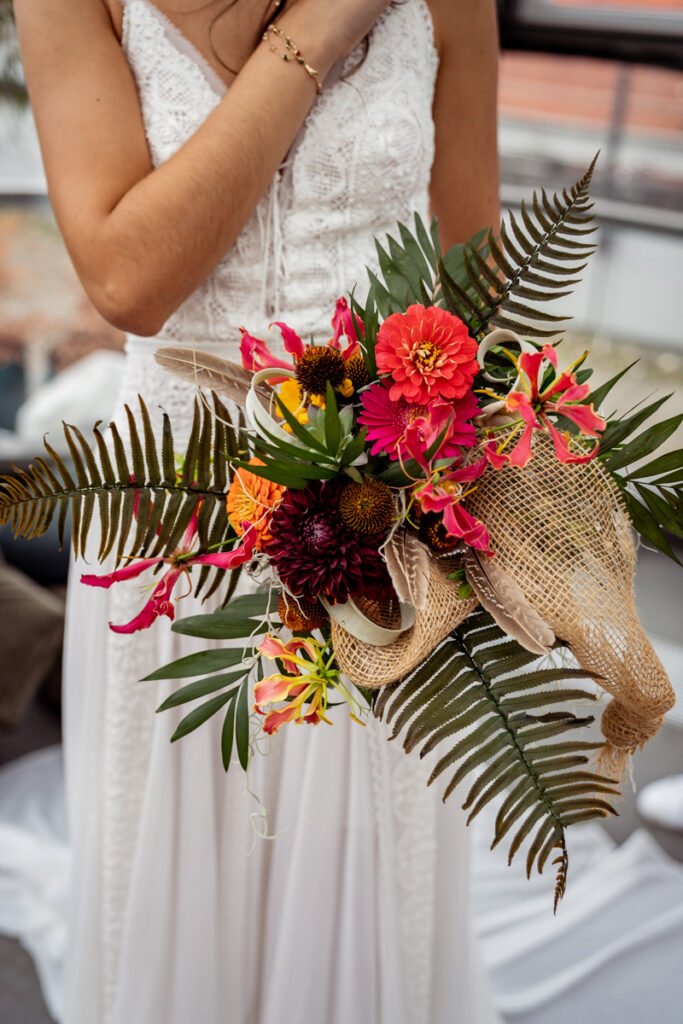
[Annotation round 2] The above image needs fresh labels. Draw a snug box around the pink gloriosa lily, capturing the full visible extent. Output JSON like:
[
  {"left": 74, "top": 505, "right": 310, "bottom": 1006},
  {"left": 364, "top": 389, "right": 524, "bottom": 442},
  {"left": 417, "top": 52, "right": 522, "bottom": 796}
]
[
  {"left": 240, "top": 299, "right": 361, "bottom": 376},
  {"left": 239, "top": 325, "right": 301, "bottom": 373},
  {"left": 330, "top": 297, "right": 363, "bottom": 358},
  {"left": 485, "top": 344, "right": 607, "bottom": 468},
  {"left": 254, "top": 635, "right": 361, "bottom": 735},
  {"left": 414, "top": 457, "right": 492, "bottom": 555},
  {"left": 81, "top": 510, "right": 256, "bottom": 634}
]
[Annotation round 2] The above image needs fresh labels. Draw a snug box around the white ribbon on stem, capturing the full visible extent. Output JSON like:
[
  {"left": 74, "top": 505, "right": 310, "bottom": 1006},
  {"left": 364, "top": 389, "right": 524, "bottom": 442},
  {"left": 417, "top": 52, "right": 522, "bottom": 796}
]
[{"left": 475, "top": 327, "right": 541, "bottom": 422}]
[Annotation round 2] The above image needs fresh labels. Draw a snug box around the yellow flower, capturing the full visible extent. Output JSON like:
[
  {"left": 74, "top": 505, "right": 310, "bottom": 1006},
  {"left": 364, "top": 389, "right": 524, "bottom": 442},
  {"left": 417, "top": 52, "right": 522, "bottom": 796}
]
[
  {"left": 275, "top": 379, "right": 324, "bottom": 432},
  {"left": 254, "top": 634, "right": 365, "bottom": 735}
]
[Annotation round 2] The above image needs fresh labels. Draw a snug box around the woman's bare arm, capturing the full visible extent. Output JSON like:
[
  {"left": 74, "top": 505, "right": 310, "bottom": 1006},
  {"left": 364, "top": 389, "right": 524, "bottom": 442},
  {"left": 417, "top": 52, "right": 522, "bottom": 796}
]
[
  {"left": 428, "top": 0, "right": 500, "bottom": 249},
  {"left": 14, "top": 0, "right": 390, "bottom": 336}
]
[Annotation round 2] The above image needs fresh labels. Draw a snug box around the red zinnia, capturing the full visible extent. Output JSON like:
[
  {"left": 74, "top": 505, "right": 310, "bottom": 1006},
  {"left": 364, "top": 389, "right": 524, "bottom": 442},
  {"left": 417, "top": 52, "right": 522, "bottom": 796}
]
[{"left": 375, "top": 304, "right": 479, "bottom": 405}]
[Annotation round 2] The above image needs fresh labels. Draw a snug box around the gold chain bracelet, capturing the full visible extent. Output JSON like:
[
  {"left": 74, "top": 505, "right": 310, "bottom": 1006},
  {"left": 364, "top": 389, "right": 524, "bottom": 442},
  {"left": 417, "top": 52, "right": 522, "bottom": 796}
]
[{"left": 262, "top": 23, "right": 323, "bottom": 96}]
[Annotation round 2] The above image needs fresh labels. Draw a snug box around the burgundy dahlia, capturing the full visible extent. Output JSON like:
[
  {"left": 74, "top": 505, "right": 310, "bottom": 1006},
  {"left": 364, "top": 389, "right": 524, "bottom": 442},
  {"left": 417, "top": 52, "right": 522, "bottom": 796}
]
[{"left": 266, "top": 481, "right": 390, "bottom": 603}]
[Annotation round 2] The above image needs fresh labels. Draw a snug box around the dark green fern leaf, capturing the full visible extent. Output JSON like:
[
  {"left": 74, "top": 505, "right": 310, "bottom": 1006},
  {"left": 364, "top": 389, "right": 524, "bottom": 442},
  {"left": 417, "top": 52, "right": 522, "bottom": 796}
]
[
  {"left": 0, "top": 395, "right": 239, "bottom": 576},
  {"left": 373, "top": 608, "right": 619, "bottom": 910},
  {"left": 439, "top": 155, "right": 599, "bottom": 340}
]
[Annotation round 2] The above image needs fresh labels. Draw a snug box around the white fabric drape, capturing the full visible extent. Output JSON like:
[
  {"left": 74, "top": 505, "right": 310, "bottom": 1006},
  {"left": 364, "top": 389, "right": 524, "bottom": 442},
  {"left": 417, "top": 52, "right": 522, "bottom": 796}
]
[{"left": 2, "top": 748, "right": 683, "bottom": 1023}]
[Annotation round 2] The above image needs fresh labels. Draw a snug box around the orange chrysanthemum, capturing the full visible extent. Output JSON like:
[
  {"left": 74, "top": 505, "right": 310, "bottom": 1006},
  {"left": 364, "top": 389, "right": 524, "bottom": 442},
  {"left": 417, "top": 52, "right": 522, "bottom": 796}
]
[
  {"left": 226, "top": 460, "right": 285, "bottom": 550},
  {"left": 375, "top": 304, "right": 479, "bottom": 405}
]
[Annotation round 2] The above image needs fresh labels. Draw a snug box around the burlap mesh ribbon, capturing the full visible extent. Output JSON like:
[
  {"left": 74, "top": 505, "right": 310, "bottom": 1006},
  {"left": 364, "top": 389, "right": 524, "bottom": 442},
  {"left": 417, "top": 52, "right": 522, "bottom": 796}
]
[
  {"left": 332, "top": 559, "right": 477, "bottom": 689},
  {"left": 466, "top": 433, "right": 675, "bottom": 768},
  {"left": 333, "top": 431, "right": 674, "bottom": 771}
]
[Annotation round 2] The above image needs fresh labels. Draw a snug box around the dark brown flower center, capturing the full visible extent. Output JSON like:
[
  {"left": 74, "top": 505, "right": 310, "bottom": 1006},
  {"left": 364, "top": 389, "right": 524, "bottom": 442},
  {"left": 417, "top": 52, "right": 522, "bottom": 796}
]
[
  {"left": 302, "top": 512, "right": 337, "bottom": 550},
  {"left": 296, "top": 347, "right": 346, "bottom": 398}
]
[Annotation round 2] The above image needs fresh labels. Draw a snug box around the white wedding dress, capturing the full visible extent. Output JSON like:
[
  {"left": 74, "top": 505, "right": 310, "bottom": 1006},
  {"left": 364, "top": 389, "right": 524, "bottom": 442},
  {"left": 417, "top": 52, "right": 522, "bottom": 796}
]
[{"left": 62, "top": 2, "right": 502, "bottom": 1022}]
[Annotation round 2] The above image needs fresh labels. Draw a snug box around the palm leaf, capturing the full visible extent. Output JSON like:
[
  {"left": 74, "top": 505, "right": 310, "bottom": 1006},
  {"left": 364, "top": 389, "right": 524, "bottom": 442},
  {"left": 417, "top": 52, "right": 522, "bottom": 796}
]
[
  {"left": 0, "top": 395, "right": 237, "bottom": 596},
  {"left": 373, "top": 609, "right": 619, "bottom": 911},
  {"left": 597, "top": 390, "right": 683, "bottom": 565}
]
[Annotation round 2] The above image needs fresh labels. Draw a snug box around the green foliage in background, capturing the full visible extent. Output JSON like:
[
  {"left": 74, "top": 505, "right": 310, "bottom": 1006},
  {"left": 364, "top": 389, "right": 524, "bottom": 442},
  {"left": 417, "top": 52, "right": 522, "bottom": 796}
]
[{"left": 0, "top": 1, "right": 27, "bottom": 108}]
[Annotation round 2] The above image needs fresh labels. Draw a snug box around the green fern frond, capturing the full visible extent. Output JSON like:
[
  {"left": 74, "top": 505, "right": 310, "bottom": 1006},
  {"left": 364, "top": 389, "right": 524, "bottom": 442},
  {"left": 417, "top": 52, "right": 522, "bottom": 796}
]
[
  {"left": 0, "top": 393, "right": 237, "bottom": 592},
  {"left": 439, "top": 155, "right": 599, "bottom": 340},
  {"left": 373, "top": 608, "right": 619, "bottom": 911}
]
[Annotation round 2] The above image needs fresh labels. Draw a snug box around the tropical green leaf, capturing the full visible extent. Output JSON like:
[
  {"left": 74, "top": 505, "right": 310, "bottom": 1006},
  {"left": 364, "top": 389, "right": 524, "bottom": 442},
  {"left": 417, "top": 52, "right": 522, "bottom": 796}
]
[
  {"left": 221, "top": 695, "right": 238, "bottom": 771},
  {"left": 597, "top": 386, "right": 683, "bottom": 563},
  {"left": 156, "top": 671, "right": 246, "bottom": 712},
  {"left": 143, "top": 647, "right": 249, "bottom": 681},
  {"left": 171, "top": 593, "right": 275, "bottom": 639},
  {"left": 181, "top": 591, "right": 278, "bottom": 627},
  {"left": 233, "top": 459, "right": 321, "bottom": 488},
  {"left": 584, "top": 361, "right": 638, "bottom": 413},
  {"left": 170, "top": 691, "right": 234, "bottom": 743},
  {"left": 171, "top": 617, "right": 268, "bottom": 641},
  {"left": 235, "top": 678, "right": 251, "bottom": 771},
  {"left": 373, "top": 609, "right": 618, "bottom": 910},
  {"left": 603, "top": 416, "right": 683, "bottom": 473},
  {"left": 626, "top": 449, "right": 683, "bottom": 482},
  {"left": 273, "top": 396, "right": 329, "bottom": 454},
  {"left": 324, "top": 383, "right": 341, "bottom": 454}
]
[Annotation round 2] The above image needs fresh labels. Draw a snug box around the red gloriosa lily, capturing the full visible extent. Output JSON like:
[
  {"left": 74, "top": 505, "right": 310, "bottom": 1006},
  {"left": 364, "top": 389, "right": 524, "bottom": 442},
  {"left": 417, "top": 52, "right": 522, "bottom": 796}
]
[
  {"left": 82, "top": 510, "right": 256, "bottom": 634},
  {"left": 414, "top": 457, "right": 492, "bottom": 555},
  {"left": 240, "top": 299, "right": 361, "bottom": 374},
  {"left": 330, "top": 297, "right": 363, "bottom": 358},
  {"left": 486, "top": 344, "right": 607, "bottom": 468}
]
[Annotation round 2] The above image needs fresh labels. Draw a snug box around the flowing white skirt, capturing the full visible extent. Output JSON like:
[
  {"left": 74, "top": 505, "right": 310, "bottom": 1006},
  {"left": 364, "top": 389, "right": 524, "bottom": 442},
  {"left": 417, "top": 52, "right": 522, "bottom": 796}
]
[{"left": 61, "top": 343, "right": 501, "bottom": 1024}]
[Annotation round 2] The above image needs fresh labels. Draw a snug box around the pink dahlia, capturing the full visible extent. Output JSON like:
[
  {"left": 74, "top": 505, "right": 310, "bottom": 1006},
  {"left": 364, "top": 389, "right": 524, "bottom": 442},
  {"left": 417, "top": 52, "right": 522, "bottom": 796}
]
[
  {"left": 265, "top": 481, "right": 390, "bottom": 603},
  {"left": 358, "top": 382, "right": 479, "bottom": 462},
  {"left": 375, "top": 304, "right": 479, "bottom": 404}
]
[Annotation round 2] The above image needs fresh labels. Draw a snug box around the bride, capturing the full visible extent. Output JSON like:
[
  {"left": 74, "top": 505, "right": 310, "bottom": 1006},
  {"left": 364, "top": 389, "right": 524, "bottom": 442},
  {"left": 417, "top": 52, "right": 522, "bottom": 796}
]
[{"left": 14, "top": 0, "right": 501, "bottom": 1021}]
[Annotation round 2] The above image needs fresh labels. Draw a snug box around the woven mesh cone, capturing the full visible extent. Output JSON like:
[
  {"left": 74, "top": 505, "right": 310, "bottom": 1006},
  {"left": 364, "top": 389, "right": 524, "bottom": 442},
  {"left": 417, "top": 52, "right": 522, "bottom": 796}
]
[
  {"left": 466, "top": 432, "right": 675, "bottom": 766},
  {"left": 332, "top": 559, "right": 477, "bottom": 689}
]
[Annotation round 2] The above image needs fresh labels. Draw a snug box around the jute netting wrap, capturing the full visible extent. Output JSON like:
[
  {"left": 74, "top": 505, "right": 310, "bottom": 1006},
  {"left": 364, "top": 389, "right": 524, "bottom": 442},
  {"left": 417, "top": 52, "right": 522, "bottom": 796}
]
[
  {"left": 332, "top": 559, "right": 477, "bottom": 689},
  {"left": 466, "top": 433, "right": 675, "bottom": 766}
]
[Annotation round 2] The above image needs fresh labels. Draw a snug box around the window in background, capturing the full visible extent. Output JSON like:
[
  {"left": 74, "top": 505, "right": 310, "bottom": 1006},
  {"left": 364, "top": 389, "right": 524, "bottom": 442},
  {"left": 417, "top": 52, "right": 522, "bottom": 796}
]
[{"left": 498, "top": 0, "right": 683, "bottom": 358}]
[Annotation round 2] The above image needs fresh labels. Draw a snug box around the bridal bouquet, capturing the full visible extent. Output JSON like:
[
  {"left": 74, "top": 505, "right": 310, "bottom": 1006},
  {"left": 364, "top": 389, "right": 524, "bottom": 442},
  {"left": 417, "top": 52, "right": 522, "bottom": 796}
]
[{"left": 2, "top": 157, "right": 679, "bottom": 908}]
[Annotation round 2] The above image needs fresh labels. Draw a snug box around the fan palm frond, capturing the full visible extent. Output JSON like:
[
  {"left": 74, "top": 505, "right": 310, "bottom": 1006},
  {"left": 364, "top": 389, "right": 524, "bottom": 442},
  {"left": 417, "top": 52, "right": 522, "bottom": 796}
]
[
  {"left": 373, "top": 608, "right": 620, "bottom": 910},
  {"left": 0, "top": 393, "right": 242, "bottom": 598}
]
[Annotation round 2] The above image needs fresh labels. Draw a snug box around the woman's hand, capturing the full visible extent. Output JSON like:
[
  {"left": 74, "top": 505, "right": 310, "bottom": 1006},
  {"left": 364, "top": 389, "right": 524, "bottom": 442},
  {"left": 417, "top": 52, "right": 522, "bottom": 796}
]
[
  {"left": 13, "top": 0, "right": 390, "bottom": 336},
  {"left": 280, "top": 0, "right": 393, "bottom": 70}
]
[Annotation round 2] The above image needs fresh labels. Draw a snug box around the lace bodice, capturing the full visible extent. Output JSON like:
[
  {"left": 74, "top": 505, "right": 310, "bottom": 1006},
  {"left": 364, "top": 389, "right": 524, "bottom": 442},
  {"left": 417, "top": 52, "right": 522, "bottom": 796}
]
[{"left": 121, "top": 0, "right": 439, "bottom": 348}]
